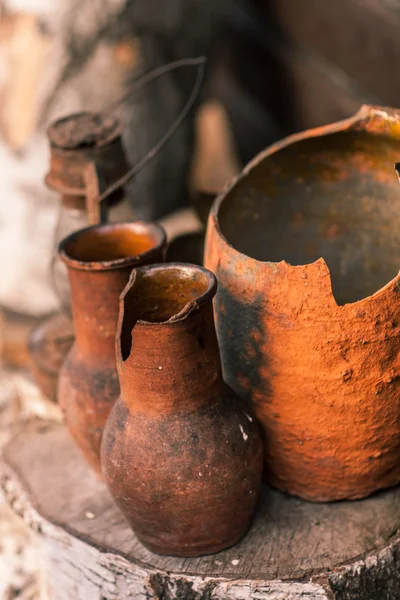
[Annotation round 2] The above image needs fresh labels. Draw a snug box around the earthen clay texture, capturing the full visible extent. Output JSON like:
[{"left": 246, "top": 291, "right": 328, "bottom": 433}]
[
  {"left": 101, "top": 264, "right": 263, "bottom": 556},
  {"left": 58, "top": 222, "right": 166, "bottom": 475},
  {"left": 205, "top": 105, "right": 400, "bottom": 501}
]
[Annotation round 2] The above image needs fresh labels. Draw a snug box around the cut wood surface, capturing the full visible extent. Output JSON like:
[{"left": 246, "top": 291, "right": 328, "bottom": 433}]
[
  {"left": 0, "top": 370, "right": 63, "bottom": 600},
  {"left": 2, "top": 420, "right": 400, "bottom": 599}
]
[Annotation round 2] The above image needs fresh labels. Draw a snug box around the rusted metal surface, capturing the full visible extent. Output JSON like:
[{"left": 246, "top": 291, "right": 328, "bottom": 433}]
[
  {"left": 101, "top": 263, "right": 263, "bottom": 556},
  {"left": 58, "top": 222, "right": 167, "bottom": 475},
  {"left": 45, "top": 112, "right": 130, "bottom": 210},
  {"left": 205, "top": 104, "right": 400, "bottom": 501}
]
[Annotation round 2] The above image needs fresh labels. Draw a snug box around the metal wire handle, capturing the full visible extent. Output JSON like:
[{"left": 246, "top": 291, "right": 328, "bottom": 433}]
[
  {"left": 98, "top": 55, "right": 206, "bottom": 204},
  {"left": 51, "top": 55, "right": 207, "bottom": 315}
]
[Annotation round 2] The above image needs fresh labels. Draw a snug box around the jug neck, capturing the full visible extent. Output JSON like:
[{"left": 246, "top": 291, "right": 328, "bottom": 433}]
[
  {"left": 58, "top": 222, "right": 167, "bottom": 363},
  {"left": 119, "top": 303, "right": 223, "bottom": 414},
  {"left": 69, "top": 267, "right": 130, "bottom": 363}
]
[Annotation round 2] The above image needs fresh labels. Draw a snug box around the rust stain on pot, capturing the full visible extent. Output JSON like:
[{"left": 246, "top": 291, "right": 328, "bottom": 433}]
[
  {"left": 58, "top": 222, "right": 167, "bottom": 475},
  {"left": 205, "top": 104, "right": 400, "bottom": 501}
]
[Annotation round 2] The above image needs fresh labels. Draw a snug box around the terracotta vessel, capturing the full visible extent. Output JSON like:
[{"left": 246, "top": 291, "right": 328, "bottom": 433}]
[
  {"left": 101, "top": 263, "right": 263, "bottom": 556},
  {"left": 205, "top": 105, "right": 400, "bottom": 501},
  {"left": 58, "top": 222, "right": 167, "bottom": 474}
]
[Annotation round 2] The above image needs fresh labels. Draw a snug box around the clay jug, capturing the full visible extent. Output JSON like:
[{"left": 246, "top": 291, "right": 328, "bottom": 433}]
[
  {"left": 58, "top": 222, "right": 167, "bottom": 474},
  {"left": 101, "top": 263, "right": 263, "bottom": 557}
]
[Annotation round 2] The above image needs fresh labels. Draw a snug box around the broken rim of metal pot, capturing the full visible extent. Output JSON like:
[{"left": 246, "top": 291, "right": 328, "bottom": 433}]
[
  {"left": 121, "top": 263, "right": 218, "bottom": 326},
  {"left": 209, "top": 104, "right": 400, "bottom": 306},
  {"left": 59, "top": 222, "right": 167, "bottom": 272}
]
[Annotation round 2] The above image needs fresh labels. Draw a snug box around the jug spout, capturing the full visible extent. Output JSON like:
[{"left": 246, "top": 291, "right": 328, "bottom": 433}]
[{"left": 116, "top": 263, "right": 223, "bottom": 413}]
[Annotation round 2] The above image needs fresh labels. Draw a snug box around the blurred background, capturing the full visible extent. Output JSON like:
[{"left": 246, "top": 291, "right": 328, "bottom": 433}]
[{"left": 0, "top": 1, "right": 399, "bottom": 595}]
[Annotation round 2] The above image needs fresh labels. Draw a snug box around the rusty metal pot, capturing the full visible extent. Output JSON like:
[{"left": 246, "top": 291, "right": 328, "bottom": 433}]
[
  {"left": 205, "top": 105, "right": 400, "bottom": 501},
  {"left": 58, "top": 222, "right": 167, "bottom": 474},
  {"left": 101, "top": 263, "right": 263, "bottom": 556}
]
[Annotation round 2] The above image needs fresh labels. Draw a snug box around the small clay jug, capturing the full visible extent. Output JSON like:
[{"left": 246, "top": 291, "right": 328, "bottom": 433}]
[
  {"left": 101, "top": 263, "right": 263, "bottom": 557},
  {"left": 58, "top": 222, "right": 167, "bottom": 474}
]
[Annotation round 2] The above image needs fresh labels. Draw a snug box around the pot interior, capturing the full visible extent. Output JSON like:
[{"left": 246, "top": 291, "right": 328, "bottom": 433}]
[
  {"left": 218, "top": 130, "right": 400, "bottom": 304},
  {"left": 133, "top": 268, "right": 212, "bottom": 323},
  {"left": 120, "top": 266, "right": 214, "bottom": 361},
  {"left": 64, "top": 224, "right": 161, "bottom": 262}
]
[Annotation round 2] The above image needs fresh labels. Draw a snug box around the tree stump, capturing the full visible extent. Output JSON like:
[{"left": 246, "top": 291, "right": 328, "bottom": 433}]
[{"left": 2, "top": 421, "right": 400, "bottom": 599}]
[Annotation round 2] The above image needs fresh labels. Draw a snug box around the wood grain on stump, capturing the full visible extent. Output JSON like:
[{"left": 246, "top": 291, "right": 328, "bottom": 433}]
[{"left": 2, "top": 421, "right": 400, "bottom": 599}]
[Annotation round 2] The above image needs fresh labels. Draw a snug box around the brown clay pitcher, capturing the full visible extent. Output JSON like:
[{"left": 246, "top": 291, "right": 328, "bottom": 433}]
[
  {"left": 101, "top": 263, "right": 263, "bottom": 557},
  {"left": 58, "top": 222, "right": 167, "bottom": 474}
]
